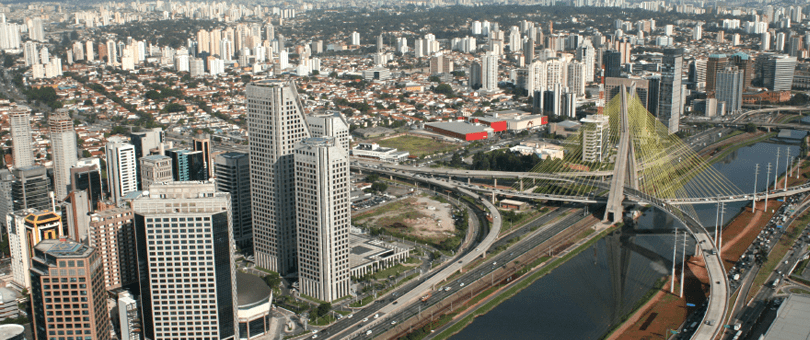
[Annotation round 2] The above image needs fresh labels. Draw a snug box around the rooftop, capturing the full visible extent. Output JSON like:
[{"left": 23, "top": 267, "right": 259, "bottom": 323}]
[
  {"left": 762, "top": 294, "right": 810, "bottom": 340},
  {"left": 426, "top": 121, "right": 488, "bottom": 134},
  {"left": 0, "top": 324, "right": 24, "bottom": 338},
  {"left": 35, "top": 239, "right": 93, "bottom": 258},
  {"left": 236, "top": 272, "right": 272, "bottom": 307}
]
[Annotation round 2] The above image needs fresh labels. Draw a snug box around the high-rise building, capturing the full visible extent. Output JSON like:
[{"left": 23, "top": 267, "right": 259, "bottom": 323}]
[
  {"left": 306, "top": 113, "right": 351, "bottom": 154},
  {"left": 763, "top": 54, "right": 797, "bottom": 91},
  {"left": 581, "top": 114, "right": 610, "bottom": 163},
  {"left": 7, "top": 209, "right": 62, "bottom": 290},
  {"left": 603, "top": 50, "right": 622, "bottom": 78},
  {"left": 294, "top": 137, "right": 350, "bottom": 302},
  {"left": 0, "top": 170, "right": 13, "bottom": 232},
  {"left": 130, "top": 128, "right": 164, "bottom": 159},
  {"left": 193, "top": 135, "right": 213, "bottom": 179},
  {"left": 350, "top": 31, "right": 360, "bottom": 45},
  {"left": 429, "top": 54, "right": 454, "bottom": 75},
  {"left": 88, "top": 206, "right": 137, "bottom": 290},
  {"left": 705, "top": 54, "right": 728, "bottom": 96},
  {"left": 29, "top": 17, "right": 44, "bottom": 42},
  {"left": 117, "top": 291, "right": 141, "bottom": 340},
  {"left": 377, "top": 34, "right": 384, "bottom": 52},
  {"left": 658, "top": 48, "right": 684, "bottom": 134},
  {"left": 215, "top": 152, "right": 252, "bottom": 249},
  {"left": 105, "top": 137, "right": 138, "bottom": 206},
  {"left": 165, "top": 148, "right": 207, "bottom": 182},
  {"left": 133, "top": 182, "right": 238, "bottom": 340},
  {"left": 247, "top": 80, "right": 312, "bottom": 274},
  {"left": 61, "top": 190, "right": 91, "bottom": 243},
  {"left": 716, "top": 66, "right": 745, "bottom": 115},
  {"left": 71, "top": 163, "right": 104, "bottom": 208},
  {"left": 0, "top": 21, "right": 22, "bottom": 50},
  {"left": 729, "top": 52, "right": 754, "bottom": 89},
  {"left": 605, "top": 77, "right": 652, "bottom": 112},
  {"left": 688, "top": 58, "right": 707, "bottom": 90},
  {"left": 567, "top": 61, "right": 586, "bottom": 97},
  {"left": 139, "top": 155, "right": 173, "bottom": 191},
  {"left": 470, "top": 61, "right": 482, "bottom": 90},
  {"left": 10, "top": 108, "right": 34, "bottom": 168},
  {"left": 576, "top": 40, "right": 595, "bottom": 83},
  {"left": 481, "top": 51, "right": 498, "bottom": 93},
  {"left": 30, "top": 239, "right": 110, "bottom": 340},
  {"left": 49, "top": 109, "right": 78, "bottom": 200},
  {"left": 11, "top": 166, "right": 51, "bottom": 212}
]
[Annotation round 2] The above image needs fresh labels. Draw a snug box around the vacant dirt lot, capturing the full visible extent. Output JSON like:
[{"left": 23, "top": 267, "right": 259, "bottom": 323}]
[{"left": 354, "top": 196, "right": 456, "bottom": 240}]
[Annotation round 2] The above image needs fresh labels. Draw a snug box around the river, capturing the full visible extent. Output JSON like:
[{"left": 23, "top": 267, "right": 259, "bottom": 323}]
[{"left": 449, "top": 140, "right": 801, "bottom": 340}]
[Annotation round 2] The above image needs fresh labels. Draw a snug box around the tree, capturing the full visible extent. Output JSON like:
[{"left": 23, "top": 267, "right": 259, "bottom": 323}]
[
  {"left": 434, "top": 84, "right": 453, "bottom": 96},
  {"left": 262, "top": 271, "right": 281, "bottom": 290},
  {"left": 745, "top": 123, "right": 757, "bottom": 133},
  {"left": 317, "top": 302, "right": 332, "bottom": 317},
  {"left": 83, "top": 99, "right": 94, "bottom": 106},
  {"left": 371, "top": 182, "right": 388, "bottom": 192},
  {"left": 82, "top": 150, "right": 92, "bottom": 158},
  {"left": 428, "top": 75, "right": 441, "bottom": 83},
  {"left": 366, "top": 174, "right": 379, "bottom": 182}
]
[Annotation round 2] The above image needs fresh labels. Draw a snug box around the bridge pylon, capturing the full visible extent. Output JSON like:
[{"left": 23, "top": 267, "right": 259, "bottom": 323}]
[{"left": 603, "top": 84, "right": 639, "bottom": 224}]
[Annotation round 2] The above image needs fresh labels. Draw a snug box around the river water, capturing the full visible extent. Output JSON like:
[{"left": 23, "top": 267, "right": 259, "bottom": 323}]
[{"left": 450, "top": 141, "right": 800, "bottom": 340}]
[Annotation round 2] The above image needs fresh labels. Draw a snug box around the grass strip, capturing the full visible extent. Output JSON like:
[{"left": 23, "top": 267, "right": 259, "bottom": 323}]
[
  {"left": 599, "top": 277, "right": 668, "bottom": 340},
  {"left": 433, "top": 225, "right": 616, "bottom": 340},
  {"left": 708, "top": 132, "right": 777, "bottom": 165}
]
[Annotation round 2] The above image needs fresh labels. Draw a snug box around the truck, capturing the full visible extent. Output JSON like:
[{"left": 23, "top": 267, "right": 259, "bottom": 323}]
[
  {"left": 771, "top": 278, "right": 781, "bottom": 288},
  {"left": 421, "top": 293, "right": 431, "bottom": 302}
]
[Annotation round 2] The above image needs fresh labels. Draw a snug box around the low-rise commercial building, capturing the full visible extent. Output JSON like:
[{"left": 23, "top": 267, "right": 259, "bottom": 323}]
[
  {"left": 351, "top": 143, "right": 410, "bottom": 162},
  {"left": 425, "top": 121, "right": 490, "bottom": 141}
]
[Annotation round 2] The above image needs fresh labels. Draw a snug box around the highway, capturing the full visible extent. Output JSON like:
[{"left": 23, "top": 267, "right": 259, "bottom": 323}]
[
  {"left": 350, "top": 210, "right": 591, "bottom": 340},
  {"left": 315, "top": 170, "right": 504, "bottom": 340}
]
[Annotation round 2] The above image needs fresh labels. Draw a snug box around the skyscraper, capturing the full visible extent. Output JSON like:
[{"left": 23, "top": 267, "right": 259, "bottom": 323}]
[
  {"left": 247, "top": 80, "right": 312, "bottom": 274},
  {"left": 88, "top": 206, "right": 137, "bottom": 290},
  {"left": 294, "top": 137, "right": 350, "bottom": 302},
  {"left": 763, "top": 54, "right": 797, "bottom": 91},
  {"left": 193, "top": 134, "right": 213, "bottom": 179},
  {"left": 581, "top": 114, "right": 610, "bottom": 163},
  {"left": 139, "top": 155, "right": 173, "bottom": 191},
  {"left": 658, "top": 48, "right": 684, "bottom": 134},
  {"left": 11, "top": 166, "right": 51, "bottom": 212},
  {"left": 716, "top": 66, "right": 745, "bottom": 115},
  {"left": 10, "top": 108, "right": 34, "bottom": 168},
  {"left": 133, "top": 182, "right": 238, "bottom": 340},
  {"left": 215, "top": 152, "right": 252, "bottom": 249},
  {"left": 576, "top": 40, "right": 595, "bottom": 83},
  {"left": 705, "top": 54, "right": 728, "bottom": 96},
  {"left": 49, "top": 109, "right": 78, "bottom": 200},
  {"left": 30, "top": 239, "right": 110, "bottom": 340},
  {"left": 7, "top": 209, "right": 62, "bottom": 290},
  {"left": 105, "top": 137, "right": 138, "bottom": 206},
  {"left": 165, "top": 148, "right": 207, "bottom": 182},
  {"left": 603, "top": 50, "right": 622, "bottom": 78},
  {"left": 70, "top": 163, "right": 103, "bottom": 208},
  {"left": 481, "top": 51, "right": 498, "bottom": 93},
  {"left": 306, "top": 113, "right": 351, "bottom": 154},
  {"left": 29, "top": 17, "right": 44, "bottom": 42}
]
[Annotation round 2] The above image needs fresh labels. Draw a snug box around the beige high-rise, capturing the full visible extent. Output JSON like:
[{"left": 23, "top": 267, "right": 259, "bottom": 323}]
[{"left": 49, "top": 109, "right": 78, "bottom": 200}]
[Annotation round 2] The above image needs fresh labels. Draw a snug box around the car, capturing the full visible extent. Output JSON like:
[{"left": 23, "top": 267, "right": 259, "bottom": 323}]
[
  {"left": 374, "top": 314, "right": 379, "bottom": 319},
  {"left": 362, "top": 318, "right": 368, "bottom": 322},
  {"left": 391, "top": 320, "right": 397, "bottom": 325},
  {"left": 347, "top": 314, "right": 353, "bottom": 319},
  {"left": 366, "top": 330, "right": 373, "bottom": 335},
  {"left": 312, "top": 335, "right": 318, "bottom": 339},
  {"left": 460, "top": 282, "right": 465, "bottom": 287},
  {"left": 444, "top": 287, "right": 451, "bottom": 292},
  {"left": 393, "top": 301, "right": 398, "bottom": 305}
]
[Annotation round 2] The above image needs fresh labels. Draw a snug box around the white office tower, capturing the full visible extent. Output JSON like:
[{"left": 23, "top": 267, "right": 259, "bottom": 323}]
[
  {"left": 294, "top": 137, "right": 350, "bottom": 302},
  {"left": 190, "top": 57, "right": 204, "bottom": 77},
  {"left": 209, "top": 58, "right": 225, "bottom": 75},
  {"left": 581, "top": 114, "right": 610, "bottom": 163},
  {"left": 279, "top": 49, "right": 289, "bottom": 69},
  {"left": 482, "top": 51, "right": 499, "bottom": 93},
  {"left": 105, "top": 137, "right": 137, "bottom": 206},
  {"left": 106, "top": 39, "right": 117, "bottom": 64},
  {"left": 472, "top": 20, "right": 482, "bottom": 35},
  {"left": 117, "top": 291, "right": 140, "bottom": 340},
  {"left": 85, "top": 40, "right": 94, "bottom": 61},
  {"left": 692, "top": 24, "right": 702, "bottom": 40},
  {"left": 775, "top": 32, "right": 786, "bottom": 51},
  {"left": 350, "top": 31, "right": 360, "bottom": 45},
  {"left": 396, "top": 37, "right": 408, "bottom": 54},
  {"left": 247, "top": 80, "right": 312, "bottom": 274},
  {"left": 664, "top": 24, "right": 674, "bottom": 36},
  {"left": 0, "top": 21, "right": 21, "bottom": 50},
  {"left": 49, "top": 109, "right": 78, "bottom": 200},
  {"left": 10, "top": 108, "right": 34, "bottom": 168},
  {"left": 716, "top": 67, "right": 745, "bottom": 115},
  {"left": 761, "top": 32, "right": 771, "bottom": 51},
  {"left": 174, "top": 54, "right": 189, "bottom": 72},
  {"left": 133, "top": 182, "right": 238, "bottom": 340},
  {"left": 415, "top": 39, "right": 425, "bottom": 58},
  {"left": 567, "top": 61, "right": 586, "bottom": 97},
  {"left": 265, "top": 23, "right": 274, "bottom": 42},
  {"left": 221, "top": 38, "right": 233, "bottom": 61},
  {"left": 29, "top": 17, "right": 44, "bottom": 42},
  {"left": 72, "top": 41, "right": 84, "bottom": 61},
  {"left": 732, "top": 33, "right": 741, "bottom": 46},
  {"left": 306, "top": 113, "right": 350, "bottom": 154},
  {"left": 508, "top": 26, "right": 521, "bottom": 52},
  {"left": 576, "top": 40, "right": 595, "bottom": 83},
  {"left": 23, "top": 41, "right": 38, "bottom": 66}
]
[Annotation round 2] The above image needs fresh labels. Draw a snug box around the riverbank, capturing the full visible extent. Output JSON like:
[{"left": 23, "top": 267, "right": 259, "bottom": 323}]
[{"left": 431, "top": 222, "right": 615, "bottom": 340}]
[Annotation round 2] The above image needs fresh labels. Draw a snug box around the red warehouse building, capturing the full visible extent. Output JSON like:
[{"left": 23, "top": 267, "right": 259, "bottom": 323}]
[
  {"left": 469, "top": 117, "right": 508, "bottom": 132},
  {"left": 425, "top": 122, "right": 490, "bottom": 141}
]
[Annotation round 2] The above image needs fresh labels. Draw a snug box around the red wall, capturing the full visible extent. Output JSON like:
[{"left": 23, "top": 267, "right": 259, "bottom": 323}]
[
  {"left": 540, "top": 116, "right": 548, "bottom": 125},
  {"left": 465, "top": 131, "right": 488, "bottom": 141},
  {"left": 489, "top": 121, "right": 507, "bottom": 132}
]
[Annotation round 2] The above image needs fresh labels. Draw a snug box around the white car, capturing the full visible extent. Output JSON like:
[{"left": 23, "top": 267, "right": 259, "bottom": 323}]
[
  {"left": 374, "top": 313, "right": 379, "bottom": 319},
  {"left": 362, "top": 317, "right": 368, "bottom": 322}
]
